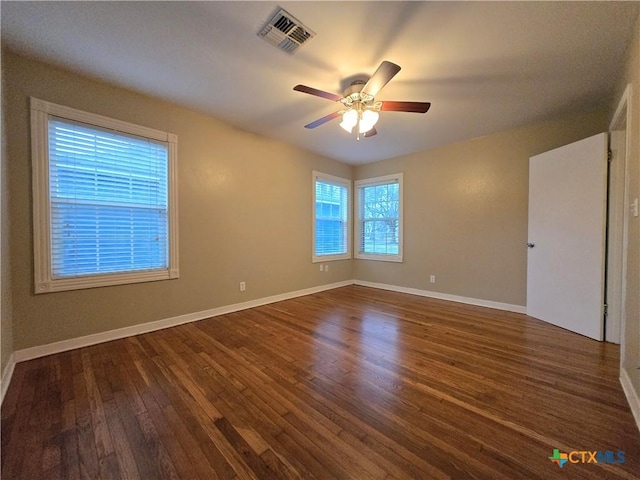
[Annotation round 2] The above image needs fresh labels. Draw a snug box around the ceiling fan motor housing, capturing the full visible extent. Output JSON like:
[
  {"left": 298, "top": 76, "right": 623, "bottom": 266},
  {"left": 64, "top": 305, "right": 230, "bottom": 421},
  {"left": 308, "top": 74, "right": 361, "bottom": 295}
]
[{"left": 341, "top": 80, "right": 374, "bottom": 108}]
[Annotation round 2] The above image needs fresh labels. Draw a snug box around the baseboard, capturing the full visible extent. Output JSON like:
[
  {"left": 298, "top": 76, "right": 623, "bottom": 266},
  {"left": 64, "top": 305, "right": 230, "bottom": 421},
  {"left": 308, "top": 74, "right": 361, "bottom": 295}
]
[
  {"left": 1, "top": 352, "right": 16, "bottom": 406},
  {"left": 8, "top": 279, "right": 637, "bottom": 435},
  {"left": 14, "top": 280, "right": 353, "bottom": 363},
  {"left": 353, "top": 280, "right": 527, "bottom": 314},
  {"left": 620, "top": 367, "right": 640, "bottom": 433},
  {"left": 13, "top": 279, "right": 527, "bottom": 364}
]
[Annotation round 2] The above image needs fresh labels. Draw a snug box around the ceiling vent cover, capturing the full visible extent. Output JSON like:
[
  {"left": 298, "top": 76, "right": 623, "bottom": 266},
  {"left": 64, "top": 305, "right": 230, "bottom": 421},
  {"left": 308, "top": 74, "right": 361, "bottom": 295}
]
[{"left": 257, "top": 8, "right": 315, "bottom": 54}]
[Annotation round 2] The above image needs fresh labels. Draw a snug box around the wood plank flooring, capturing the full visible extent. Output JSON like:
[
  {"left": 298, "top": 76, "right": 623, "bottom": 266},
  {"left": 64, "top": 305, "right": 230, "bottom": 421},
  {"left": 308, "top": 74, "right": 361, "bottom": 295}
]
[{"left": 2, "top": 285, "right": 639, "bottom": 479}]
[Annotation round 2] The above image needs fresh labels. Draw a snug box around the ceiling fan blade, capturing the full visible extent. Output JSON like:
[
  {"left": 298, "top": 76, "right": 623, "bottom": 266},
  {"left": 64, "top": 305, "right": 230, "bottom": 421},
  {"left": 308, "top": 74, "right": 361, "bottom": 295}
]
[
  {"left": 364, "top": 127, "right": 377, "bottom": 137},
  {"left": 380, "top": 101, "right": 431, "bottom": 113},
  {"left": 294, "top": 85, "right": 342, "bottom": 102},
  {"left": 361, "top": 61, "right": 401, "bottom": 98},
  {"left": 304, "top": 111, "right": 342, "bottom": 129}
]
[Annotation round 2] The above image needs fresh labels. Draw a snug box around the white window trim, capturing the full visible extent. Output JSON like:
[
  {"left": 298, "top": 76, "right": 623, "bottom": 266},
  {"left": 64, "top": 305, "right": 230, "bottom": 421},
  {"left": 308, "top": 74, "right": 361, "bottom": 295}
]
[
  {"left": 354, "top": 172, "right": 403, "bottom": 263},
  {"left": 31, "top": 97, "right": 179, "bottom": 293},
  {"left": 312, "top": 171, "right": 352, "bottom": 263}
]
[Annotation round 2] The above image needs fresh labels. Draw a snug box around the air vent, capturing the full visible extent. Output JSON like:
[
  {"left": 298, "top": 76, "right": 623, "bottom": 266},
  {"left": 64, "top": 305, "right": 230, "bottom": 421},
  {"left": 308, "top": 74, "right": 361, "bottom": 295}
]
[{"left": 257, "top": 8, "right": 315, "bottom": 54}]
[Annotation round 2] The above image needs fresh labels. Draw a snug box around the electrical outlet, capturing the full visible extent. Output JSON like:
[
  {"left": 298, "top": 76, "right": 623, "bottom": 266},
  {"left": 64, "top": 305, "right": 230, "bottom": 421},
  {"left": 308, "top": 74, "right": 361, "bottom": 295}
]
[
  {"left": 325, "top": 264, "right": 329, "bottom": 272},
  {"left": 239, "top": 281, "right": 246, "bottom": 292},
  {"left": 319, "top": 264, "right": 324, "bottom": 271},
  {"left": 430, "top": 275, "right": 436, "bottom": 283}
]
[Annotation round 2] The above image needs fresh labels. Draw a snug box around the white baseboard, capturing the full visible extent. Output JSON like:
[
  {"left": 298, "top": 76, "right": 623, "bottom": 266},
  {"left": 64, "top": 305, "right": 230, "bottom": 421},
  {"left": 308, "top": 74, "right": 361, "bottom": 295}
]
[
  {"left": 1, "top": 352, "right": 16, "bottom": 406},
  {"left": 7, "top": 279, "right": 637, "bottom": 435},
  {"left": 12, "top": 279, "right": 526, "bottom": 365},
  {"left": 620, "top": 367, "right": 640, "bottom": 433},
  {"left": 353, "top": 280, "right": 527, "bottom": 314},
  {"left": 14, "top": 280, "right": 353, "bottom": 363}
]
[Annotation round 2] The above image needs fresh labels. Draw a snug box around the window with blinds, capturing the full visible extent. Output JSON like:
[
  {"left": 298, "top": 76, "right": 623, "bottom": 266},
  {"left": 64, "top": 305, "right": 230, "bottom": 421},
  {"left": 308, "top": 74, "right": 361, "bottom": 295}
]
[
  {"left": 312, "top": 172, "right": 351, "bottom": 262},
  {"left": 355, "top": 173, "right": 403, "bottom": 262},
  {"left": 49, "top": 118, "right": 169, "bottom": 277},
  {"left": 31, "top": 98, "right": 179, "bottom": 293}
]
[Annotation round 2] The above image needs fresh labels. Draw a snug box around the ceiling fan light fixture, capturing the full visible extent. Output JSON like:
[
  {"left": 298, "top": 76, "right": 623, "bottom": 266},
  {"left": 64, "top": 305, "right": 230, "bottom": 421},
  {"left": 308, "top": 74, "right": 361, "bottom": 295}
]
[
  {"left": 339, "top": 109, "right": 358, "bottom": 133},
  {"left": 294, "top": 60, "right": 429, "bottom": 136},
  {"left": 359, "top": 110, "right": 379, "bottom": 133}
]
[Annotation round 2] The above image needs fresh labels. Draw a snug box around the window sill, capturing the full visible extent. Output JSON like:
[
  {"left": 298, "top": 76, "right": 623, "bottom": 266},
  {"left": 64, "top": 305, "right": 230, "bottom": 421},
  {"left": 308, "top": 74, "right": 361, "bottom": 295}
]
[
  {"left": 35, "top": 268, "right": 179, "bottom": 294},
  {"left": 354, "top": 253, "right": 403, "bottom": 263},
  {"left": 312, "top": 253, "right": 351, "bottom": 263}
]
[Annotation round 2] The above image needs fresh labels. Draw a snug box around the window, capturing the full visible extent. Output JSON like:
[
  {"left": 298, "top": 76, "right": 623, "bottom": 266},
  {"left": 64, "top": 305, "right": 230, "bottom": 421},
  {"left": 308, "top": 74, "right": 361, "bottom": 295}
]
[
  {"left": 355, "top": 173, "right": 403, "bottom": 262},
  {"left": 313, "top": 171, "right": 351, "bottom": 262},
  {"left": 31, "top": 98, "right": 178, "bottom": 293}
]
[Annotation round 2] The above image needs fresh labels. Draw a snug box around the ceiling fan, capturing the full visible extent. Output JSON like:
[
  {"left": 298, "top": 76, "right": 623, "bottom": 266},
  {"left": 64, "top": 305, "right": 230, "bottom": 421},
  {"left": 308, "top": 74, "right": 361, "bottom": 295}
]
[{"left": 293, "top": 61, "right": 431, "bottom": 140}]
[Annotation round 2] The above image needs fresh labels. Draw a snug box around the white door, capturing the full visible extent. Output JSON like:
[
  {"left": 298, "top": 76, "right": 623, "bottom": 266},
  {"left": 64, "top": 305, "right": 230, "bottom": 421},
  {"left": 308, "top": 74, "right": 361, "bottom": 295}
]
[{"left": 527, "top": 133, "right": 608, "bottom": 340}]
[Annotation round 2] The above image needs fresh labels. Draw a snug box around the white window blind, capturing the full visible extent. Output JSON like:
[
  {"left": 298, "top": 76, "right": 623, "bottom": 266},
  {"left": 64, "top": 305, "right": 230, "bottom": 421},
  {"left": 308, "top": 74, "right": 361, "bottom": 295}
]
[
  {"left": 48, "top": 118, "right": 169, "bottom": 278},
  {"left": 31, "top": 97, "right": 179, "bottom": 293},
  {"left": 355, "top": 173, "right": 403, "bottom": 262},
  {"left": 312, "top": 172, "right": 351, "bottom": 262}
]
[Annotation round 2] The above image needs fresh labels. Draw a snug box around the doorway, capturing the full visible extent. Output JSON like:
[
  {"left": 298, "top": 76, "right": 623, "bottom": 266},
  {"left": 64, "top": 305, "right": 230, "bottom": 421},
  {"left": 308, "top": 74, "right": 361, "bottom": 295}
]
[{"left": 606, "top": 84, "right": 632, "bottom": 344}]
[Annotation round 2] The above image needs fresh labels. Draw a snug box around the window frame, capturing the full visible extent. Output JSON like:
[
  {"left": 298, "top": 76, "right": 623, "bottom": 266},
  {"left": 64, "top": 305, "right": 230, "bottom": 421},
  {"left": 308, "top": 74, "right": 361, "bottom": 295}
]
[
  {"left": 31, "top": 97, "right": 179, "bottom": 293},
  {"left": 354, "top": 173, "right": 403, "bottom": 262},
  {"left": 312, "top": 171, "right": 352, "bottom": 263}
]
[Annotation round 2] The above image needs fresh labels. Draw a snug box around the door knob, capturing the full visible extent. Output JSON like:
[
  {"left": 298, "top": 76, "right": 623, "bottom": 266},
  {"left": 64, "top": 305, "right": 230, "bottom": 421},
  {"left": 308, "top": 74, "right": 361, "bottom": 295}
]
[{"left": 527, "top": 243, "right": 535, "bottom": 248}]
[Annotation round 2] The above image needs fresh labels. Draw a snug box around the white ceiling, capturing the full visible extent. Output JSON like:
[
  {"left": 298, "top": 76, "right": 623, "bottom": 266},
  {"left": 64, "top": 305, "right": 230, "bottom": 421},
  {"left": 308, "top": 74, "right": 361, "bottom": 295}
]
[{"left": 2, "top": 1, "right": 638, "bottom": 165}]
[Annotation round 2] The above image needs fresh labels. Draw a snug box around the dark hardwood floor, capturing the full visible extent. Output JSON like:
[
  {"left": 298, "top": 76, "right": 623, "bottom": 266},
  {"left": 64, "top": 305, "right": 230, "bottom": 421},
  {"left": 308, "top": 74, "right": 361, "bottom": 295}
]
[{"left": 2, "top": 285, "right": 639, "bottom": 479}]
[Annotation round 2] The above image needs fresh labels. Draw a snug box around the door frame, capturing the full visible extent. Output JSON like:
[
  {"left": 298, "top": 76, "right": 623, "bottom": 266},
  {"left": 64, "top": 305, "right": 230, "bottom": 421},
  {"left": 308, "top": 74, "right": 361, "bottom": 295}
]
[{"left": 607, "top": 83, "right": 632, "bottom": 345}]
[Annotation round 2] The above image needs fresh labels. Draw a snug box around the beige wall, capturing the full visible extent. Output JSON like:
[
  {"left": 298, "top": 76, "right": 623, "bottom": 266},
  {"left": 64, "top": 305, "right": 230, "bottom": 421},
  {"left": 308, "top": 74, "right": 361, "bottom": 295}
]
[
  {"left": 354, "top": 110, "right": 608, "bottom": 307},
  {"left": 611, "top": 14, "right": 640, "bottom": 404},
  {"left": 0, "top": 46, "right": 626, "bottom": 361},
  {"left": 1, "top": 52, "right": 13, "bottom": 375},
  {"left": 3, "top": 51, "right": 353, "bottom": 351}
]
